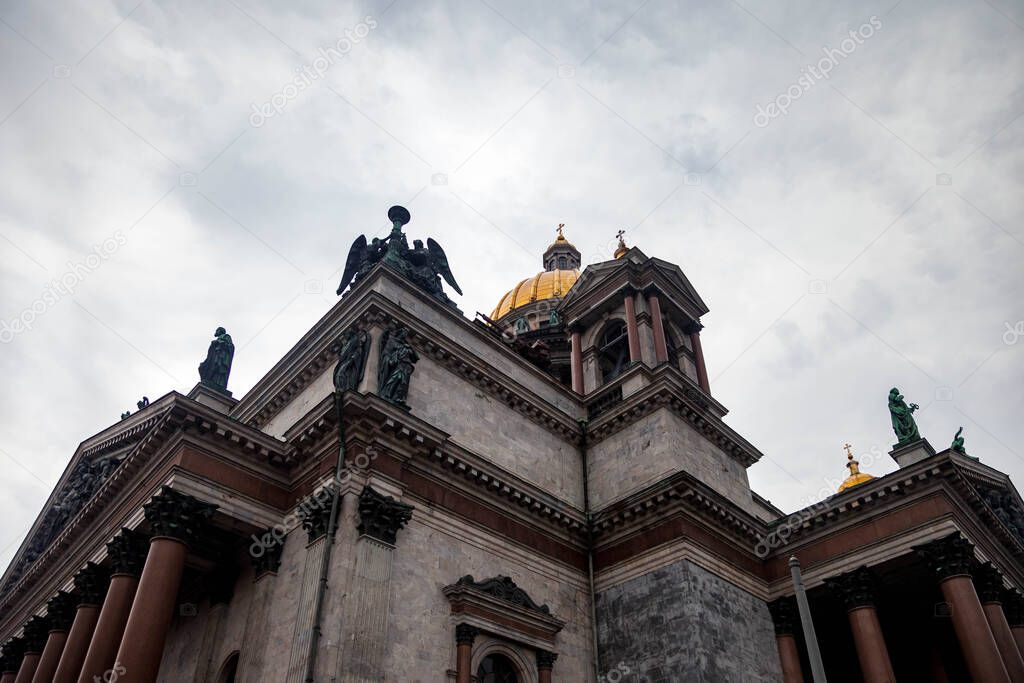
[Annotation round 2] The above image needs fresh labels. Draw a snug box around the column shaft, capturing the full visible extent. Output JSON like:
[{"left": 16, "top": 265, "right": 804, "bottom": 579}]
[
  {"left": 76, "top": 575, "right": 138, "bottom": 683},
  {"left": 984, "top": 603, "right": 1024, "bottom": 682},
  {"left": 570, "top": 331, "right": 584, "bottom": 394},
  {"left": 1014, "top": 627, "right": 1024, "bottom": 667},
  {"left": 647, "top": 294, "right": 669, "bottom": 363},
  {"left": 846, "top": 606, "right": 895, "bottom": 683},
  {"left": 775, "top": 634, "right": 804, "bottom": 683},
  {"left": 538, "top": 668, "right": 552, "bottom": 683},
  {"left": 114, "top": 538, "right": 189, "bottom": 683},
  {"left": 30, "top": 631, "right": 68, "bottom": 683},
  {"left": 285, "top": 536, "right": 327, "bottom": 683},
  {"left": 689, "top": 329, "right": 710, "bottom": 394},
  {"left": 941, "top": 576, "right": 1011, "bottom": 683},
  {"left": 338, "top": 537, "right": 395, "bottom": 682},
  {"left": 13, "top": 654, "right": 40, "bottom": 683},
  {"left": 623, "top": 292, "right": 641, "bottom": 363},
  {"left": 236, "top": 575, "right": 275, "bottom": 682},
  {"left": 1, "top": 673, "right": 16, "bottom": 683},
  {"left": 53, "top": 605, "right": 100, "bottom": 683},
  {"left": 455, "top": 642, "right": 472, "bottom": 683}
]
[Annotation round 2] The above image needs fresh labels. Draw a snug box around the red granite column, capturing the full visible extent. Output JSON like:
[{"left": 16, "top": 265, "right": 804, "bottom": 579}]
[
  {"left": 768, "top": 598, "right": 805, "bottom": 683},
  {"left": 1007, "top": 593, "right": 1024, "bottom": 670},
  {"left": 31, "top": 592, "right": 76, "bottom": 683},
  {"left": 622, "top": 289, "right": 641, "bottom": 363},
  {"left": 536, "top": 650, "right": 557, "bottom": 683},
  {"left": 53, "top": 564, "right": 107, "bottom": 683},
  {"left": 1, "top": 673, "right": 15, "bottom": 683},
  {"left": 685, "top": 320, "right": 710, "bottom": 394},
  {"left": 113, "top": 488, "right": 215, "bottom": 683},
  {"left": 14, "top": 618, "right": 48, "bottom": 683},
  {"left": 825, "top": 567, "right": 895, "bottom": 683},
  {"left": 77, "top": 529, "right": 148, "bottom": 683},
  {"left": 569, "top": 328, "right": 584, "bottom": 394},
  {"left": 454, "top": 624, "right": 476, "bottom": 683},
  {"left": 916, "top": 533, "right": 1011, "bottom": 683},
  {"left": 977, "top": 564, "right": 1024, "bottom": 683},
  {"left": 646, "top": 292, "right": 669, "bottom": 364}
]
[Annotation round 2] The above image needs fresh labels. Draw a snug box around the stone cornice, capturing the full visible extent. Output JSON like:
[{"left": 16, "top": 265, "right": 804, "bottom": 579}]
[
  {"left": 592, "top": 469, "right": 769, "bottom": 549},
  {"left": 233, "top": 269, "right": 583, "bottom": 433},
  {"left": 585, "top": 368, "right": 759, "bottom": 467},
  {"left": 443, "top": 576, "right": 565, "bottom": 650}
]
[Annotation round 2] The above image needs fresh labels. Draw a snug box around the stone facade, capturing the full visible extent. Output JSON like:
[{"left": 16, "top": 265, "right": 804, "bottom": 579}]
[{"left": 596, "top": 559, "right": 781, "bottom": 683}]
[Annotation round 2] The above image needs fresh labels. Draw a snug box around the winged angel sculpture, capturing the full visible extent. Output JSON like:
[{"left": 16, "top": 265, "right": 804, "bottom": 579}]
[{"left": 336, "top": 206, "right": 463, "bottom": 306}]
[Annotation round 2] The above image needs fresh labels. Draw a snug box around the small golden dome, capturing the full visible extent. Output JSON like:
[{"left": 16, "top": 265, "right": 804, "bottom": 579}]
[
  {"left": 837, "top": 443, "right": 875, "bottom": 493},
  {"left": 490, "top": 268, "right": 580, "bottom": 320},
  {"left": 614, "top": 229, "right": 628, "bottom": 258}
]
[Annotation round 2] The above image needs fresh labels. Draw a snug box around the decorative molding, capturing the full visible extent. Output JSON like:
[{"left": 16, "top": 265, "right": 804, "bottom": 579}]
[
  {"left": 536, "top": 650, "right": 557, "bottom": 670},
  {"left": 45, "top": 591, "right": 77, "bottom": 631},
  {"left": 452, "top": 576, "right": 551, "bottom": 615},
  {"left": 975, "top": 562, "right": 1006, "bottom": 604},
  {"left": 357, "top": 486, "right": 413, "bottom": 545},
  {"left": 250, "top": 528, "right": 284, "bottom": 577},
  {"left": 22, "top": 615, "right": 49, "bottom": 653},
  {"left": 824, "top": 566, "right": 877, "bottom": 610},
  {"left": 0, "top": 637, "right": 24, "bottom": 673},
  {"left": 73, "top": 563, "right": 108, "bottom": 607},
  {"left": 107, "top": 528, "right": 149, "bottom": 576},
  {"left": 767, "top": 596, "right": 798, "bottom": 636},
  {"left": 143, "top": 486, "right": 217, "bottom": 547},
  {"left": 1004, "top": 590, "right": 1024, "bottom": 628},
  {"left": 298, "top": 490, "right": 337, "bottom": 543},
  {"left": 454, "top": 623, "right": 479, "bottom": 645},
  {"left": 443, "top": 575, "right": 565, "bottom": 651},
  {"left": 914, "top": 531, "right": 976, "bottom": 581}
]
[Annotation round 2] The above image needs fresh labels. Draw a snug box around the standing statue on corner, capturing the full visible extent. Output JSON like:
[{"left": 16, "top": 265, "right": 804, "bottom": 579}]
[
  {"left": 199, "top": 327, "right": 235, "bottom": 393},
  {"left": 333, "top": 328, "right": 370, "bottom": 393},
  {"left": 888, "top": 387, "right": 920, "bottom": 444},
  {"left": 377, "top": 327, "right": 418, "bottom": 408}
]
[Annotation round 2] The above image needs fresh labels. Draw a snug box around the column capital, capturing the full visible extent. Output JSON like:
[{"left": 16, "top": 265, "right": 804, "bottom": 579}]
[
  {"left": 767, "top": 596, "right": 799, "bottom": 636},
  {"left": 683, "top": 319, "right": 704, "bottom": 335},
  {"left": 454, "top": 623, "right": 478, "bottom": 645},
  {"left": 357, "top": 486, "right": 413, "bottom": 545},
  {"left": 536, "top": 650, "right": 558, "bottom": 671},
  {"left": 914, "top": 532, "right": 975, "bottom": 581},
  {"left": 250, "top": 527, "right": 284, "bottom": 577},
  {"left": 22, "top": 615, "right": 50, "bottom": 653},
  {"left": 73, "top": 562, "right": 109, "bottom": 606},
  {"left": 142, "top": 486, "right": 216, "bottom": 546},
  {"left": 825, "top": 566, "right": 878, "bottom": 611},
  {"left": 107, "top": 527, "right": 150, "bottom": 576},
  {"left": 46, "top": 591, "right": 78, "bottom": 631},
  {"left": 1004, "top": 590, "right": 1024, "bottom": 628},
  {"left": 298, "top": 488, "right": 338, "bottom": 543},
  {"left": 619, "top": 285, "right": 638, "bottom": 298},
  {"left": 0, "top": 638, "right": 25, "bottom": 673},
  {"left": 975, "top": 562, "right": 1006, "bottom": 604}
]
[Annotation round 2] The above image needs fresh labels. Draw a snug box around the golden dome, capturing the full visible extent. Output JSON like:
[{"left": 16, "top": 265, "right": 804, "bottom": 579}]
[
  {"left": 837, "top": 444, "right": 875, "bottom": 493},
  {"left": 490, "top": 268, "right": 580, "bottom": 320}
]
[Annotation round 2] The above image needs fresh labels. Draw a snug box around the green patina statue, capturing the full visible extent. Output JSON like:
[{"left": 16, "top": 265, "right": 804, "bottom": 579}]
[
  {"left": 198, "top": 327, "right": 235, "bottom": 393},
  {"left": 951, "top": 426, "right": 967, "bottom": 455},
  {"left": 888, "top": 387, "right": 920, "bottom": 444},
  {"left": 336, "top": 206, "right": 462, "bottom": 307},
  {"left": 332, "top": 328, "right": 370, "bottom": 394},
  {"left": 377, "top": 327, "right": 418, "bottom": 409}
]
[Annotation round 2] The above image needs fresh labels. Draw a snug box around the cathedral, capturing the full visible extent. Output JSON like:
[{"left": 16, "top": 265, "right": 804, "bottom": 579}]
[{"left": 1, "top": 206, "right": 1023, "bottom": 683}]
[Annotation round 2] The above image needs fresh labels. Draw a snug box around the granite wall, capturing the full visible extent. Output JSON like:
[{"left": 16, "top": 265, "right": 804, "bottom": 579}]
[{"left": 595, "top": 558, "right": 781, "bottom": 683}]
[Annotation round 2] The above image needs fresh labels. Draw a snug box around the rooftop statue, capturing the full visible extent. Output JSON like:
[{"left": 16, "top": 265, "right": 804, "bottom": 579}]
[
  {"left": 336, "top": 206, "right": 462, "bottom": 306},
  {"left": 888, "top": 387, "right": 920, "bottom": 444},
  {"left": 198, "top": 327, "right": 235, "bottom": 394},
  {"left": 377, "top": 327, "right": 418, "bottom": 409}
]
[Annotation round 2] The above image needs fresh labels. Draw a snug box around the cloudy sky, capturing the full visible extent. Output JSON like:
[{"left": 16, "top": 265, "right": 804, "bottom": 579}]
[{"left": 1, "top": 0, "right": 1022, "bottom": 571}]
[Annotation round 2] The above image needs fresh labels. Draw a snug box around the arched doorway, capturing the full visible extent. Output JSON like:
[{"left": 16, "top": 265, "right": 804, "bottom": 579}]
[
  {"left": 215, "top": 651, "right": 239, "bottom": 683},
  {"left": 476, "top": 652, "right": 519, "bottom": 682}
]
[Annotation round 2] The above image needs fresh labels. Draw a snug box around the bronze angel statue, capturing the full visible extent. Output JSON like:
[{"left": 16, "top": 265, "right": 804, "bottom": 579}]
[{"left": 336, "top": 206, "right": 462, "bottom": 306}]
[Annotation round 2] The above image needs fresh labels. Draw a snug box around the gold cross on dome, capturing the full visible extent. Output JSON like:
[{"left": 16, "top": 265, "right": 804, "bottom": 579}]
[
  {"left": 556, "top": 223, "right": 565, "bottom": 238},
  {"left": 843, "top": 443, "right": 854, "bottom": 458},
  {"left": 616, "top": 229, "right": 625, "bottom": 241}
]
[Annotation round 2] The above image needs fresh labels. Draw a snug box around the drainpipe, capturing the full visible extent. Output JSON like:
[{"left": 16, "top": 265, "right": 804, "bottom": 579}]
[
  {"left": 303, "top": 392, "right": 348, "bottom": 683},
  {"left": 579, "top": 419, "right": 600, "bottom": 682}
]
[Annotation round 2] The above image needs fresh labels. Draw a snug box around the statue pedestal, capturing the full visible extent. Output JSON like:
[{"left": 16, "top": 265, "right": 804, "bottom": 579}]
[
  {"left": 889, "top": 438, "right": 936, "bottom": 468},
  {"left": 187, "top": 383, "right": 237, "bottom": 414}
]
